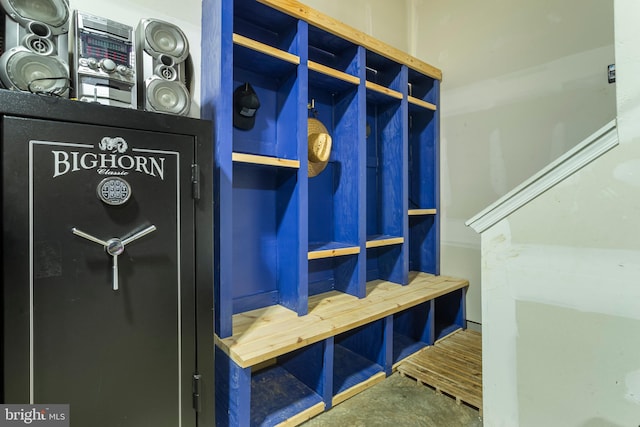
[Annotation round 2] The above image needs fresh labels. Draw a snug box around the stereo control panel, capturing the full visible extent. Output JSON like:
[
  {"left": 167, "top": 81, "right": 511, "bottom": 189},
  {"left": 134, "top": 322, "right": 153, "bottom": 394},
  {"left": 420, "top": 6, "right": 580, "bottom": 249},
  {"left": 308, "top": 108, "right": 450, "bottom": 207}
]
[{"left": 70, "top": 11, "right": 136, "bottom": 108}]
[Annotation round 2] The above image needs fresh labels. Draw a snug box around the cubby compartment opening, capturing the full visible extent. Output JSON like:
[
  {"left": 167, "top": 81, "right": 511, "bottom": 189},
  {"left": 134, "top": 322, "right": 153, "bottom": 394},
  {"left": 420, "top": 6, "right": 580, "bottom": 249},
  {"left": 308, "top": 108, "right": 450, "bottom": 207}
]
[
  {"left": 434, "top": 288, "right": 465, "bottom": 341},
  {"left": 366, "top": 245, "right": 404, "bottom": 284},
  {"left": 333, "top": 320, "right": 386, "bottom": 401},
  {"left": 308, "top": 25, "right": 360, "bottom": 78},
  {"left": 232, "top": 62, "right": 300, "bottom": 160},
  {"left": 409, "top": 214, "right": 438, "bottom": 275},
  {"left": 408, "top": 107, "right": 437, "bottom": 210},
  {"left": 233, "top": 0, "right": 300, "bottom": 55},
  {"left": 392, "top": 301, "right": 433, "bottom": 365},
  {"left": 408, "top": 68, "right": 438, "bottom": 106},
  {"left": 232, "top": 162, "right": 301, "bottom": 314},
  {"left": 365, "top": 50, "right": 403, "bottom": 92},
  {"left": 251, "top": 342, "right": 325, "bottom": 426},
  {"left": 308, "top": 255, "right": 359, "bottom": 297},
  {"left": 308, "top": 84, "right": 361, "bottom": 256}
]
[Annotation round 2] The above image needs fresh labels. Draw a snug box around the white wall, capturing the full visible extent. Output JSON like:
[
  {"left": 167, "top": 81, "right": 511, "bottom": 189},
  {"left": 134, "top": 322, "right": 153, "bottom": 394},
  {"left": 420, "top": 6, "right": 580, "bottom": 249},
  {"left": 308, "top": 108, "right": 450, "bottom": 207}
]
[
  {"left": 475, "top": 1, "right": 640, "bottom": 424},
  {"left": 70, "top": 0, "right": 202, "bottom": 117}
]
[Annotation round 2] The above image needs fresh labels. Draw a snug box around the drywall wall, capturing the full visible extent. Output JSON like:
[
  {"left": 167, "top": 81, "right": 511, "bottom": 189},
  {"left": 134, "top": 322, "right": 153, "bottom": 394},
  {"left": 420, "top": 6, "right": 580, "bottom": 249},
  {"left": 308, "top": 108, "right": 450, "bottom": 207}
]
[
  {"left": 70, "top": 0, "right": 202, "bottom": 117},
  {"left": 412, "top": 0, "right": 617, "bottom": 325},
  {"left": 298, "top": 0, "right": 409, "bottom": 53},
  {"left": 476, "top": 1, "right": 640, "bottom": 423}
]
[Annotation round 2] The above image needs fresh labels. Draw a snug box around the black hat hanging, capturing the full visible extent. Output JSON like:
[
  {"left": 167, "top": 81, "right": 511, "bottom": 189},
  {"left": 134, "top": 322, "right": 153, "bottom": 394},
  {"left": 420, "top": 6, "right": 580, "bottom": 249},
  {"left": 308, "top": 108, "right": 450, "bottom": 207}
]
[{"left": 233, "top": 83, "right": 260, "bottom": 130}]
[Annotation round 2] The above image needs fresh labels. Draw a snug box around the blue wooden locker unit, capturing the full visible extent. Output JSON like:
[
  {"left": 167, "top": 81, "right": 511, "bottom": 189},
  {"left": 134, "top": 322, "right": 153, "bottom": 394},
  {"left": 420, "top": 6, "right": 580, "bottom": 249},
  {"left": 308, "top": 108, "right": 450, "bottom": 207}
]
[{"left": 201, "top": 0, "right": 468, "bottom": 425}]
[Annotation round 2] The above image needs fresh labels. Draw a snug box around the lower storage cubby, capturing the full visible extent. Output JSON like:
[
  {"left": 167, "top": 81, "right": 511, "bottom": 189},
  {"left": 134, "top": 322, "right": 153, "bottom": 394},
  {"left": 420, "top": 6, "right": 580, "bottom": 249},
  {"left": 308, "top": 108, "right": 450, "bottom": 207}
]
[
  {"left": 434, "top": 287, "right": 466, "bottom": 341},
  {"left": 392, "top": 300, "right": 433, "bottom": 366},
  {"left": 332, "top": 320, "right": 386, "bottom": 405},
  {"left": 215, "top": 273, "right": 468, "bottom": 426}
]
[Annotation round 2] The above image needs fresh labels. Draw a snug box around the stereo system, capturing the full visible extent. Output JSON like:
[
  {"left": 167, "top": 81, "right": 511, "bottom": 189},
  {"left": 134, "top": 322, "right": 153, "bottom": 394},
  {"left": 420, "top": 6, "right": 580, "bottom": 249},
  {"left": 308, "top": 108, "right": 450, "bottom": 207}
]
[
  {"left": 70, "top": 11, "right": 136, "bottom": 108},
  {"left": 0, "top": 4, "right": 191, "bottom": 115}
]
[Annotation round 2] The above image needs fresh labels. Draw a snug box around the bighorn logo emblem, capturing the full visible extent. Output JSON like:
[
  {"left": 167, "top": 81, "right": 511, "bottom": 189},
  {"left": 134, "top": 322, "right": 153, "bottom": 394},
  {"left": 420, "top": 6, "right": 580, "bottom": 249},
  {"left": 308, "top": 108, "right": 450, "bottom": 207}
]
[{"left": 99, "top": 136, "right": 128, "bottom": 153}]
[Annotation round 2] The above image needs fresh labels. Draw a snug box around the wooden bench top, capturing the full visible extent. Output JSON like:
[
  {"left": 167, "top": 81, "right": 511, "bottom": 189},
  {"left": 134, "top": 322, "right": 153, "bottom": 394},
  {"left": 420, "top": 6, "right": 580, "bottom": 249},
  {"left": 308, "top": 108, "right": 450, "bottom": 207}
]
[{"left": 215, "top": 272, "right": 469, "bottom": 368}]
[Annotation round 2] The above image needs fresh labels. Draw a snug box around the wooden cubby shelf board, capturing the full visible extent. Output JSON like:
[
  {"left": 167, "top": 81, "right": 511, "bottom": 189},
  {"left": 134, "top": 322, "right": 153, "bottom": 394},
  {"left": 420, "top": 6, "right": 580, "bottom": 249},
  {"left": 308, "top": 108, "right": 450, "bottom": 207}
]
[
  {"left": 215, "top": 273, "right": 468, "bottom": 368},
  {"left": 408, "top": 209, "right": 437, "bottom": 216},
  {"left": 308, "top": 242, "right": 360, "bottom": 260},
  {"left": 365, "top": 81, "right": 403, "bottom": 100},
  {"left": 308, "top": 60, "right": 360, "bottom": 85},
  {"left": 365, "top": 235, "right": 404, "bottom": 249},
  {"left": 408, "top": 96, "right": 437, "bottom": 111},
  {"left": 233, "top": 33, "right": 300, "bottom": 65},
  {"left": 232, "top": 152, "right": 300, "bottom": 168}
]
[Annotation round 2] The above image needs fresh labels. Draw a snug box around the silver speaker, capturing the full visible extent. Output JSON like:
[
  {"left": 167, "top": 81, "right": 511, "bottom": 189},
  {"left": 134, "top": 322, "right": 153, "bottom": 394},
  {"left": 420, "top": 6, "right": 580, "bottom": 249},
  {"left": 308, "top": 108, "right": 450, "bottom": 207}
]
[
  {"left": 0, "top": 0, "right": 70, "bottom": 96},
  {"left": 136, "top": 18, "right": 190, "bottom": 116}
]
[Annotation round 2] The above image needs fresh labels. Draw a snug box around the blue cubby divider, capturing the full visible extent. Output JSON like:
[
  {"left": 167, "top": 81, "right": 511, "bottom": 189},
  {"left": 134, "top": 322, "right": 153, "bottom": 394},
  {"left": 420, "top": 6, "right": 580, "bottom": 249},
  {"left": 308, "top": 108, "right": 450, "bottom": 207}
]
[{"left": 409, "top": 215, "right": 438, "bottom": 275}]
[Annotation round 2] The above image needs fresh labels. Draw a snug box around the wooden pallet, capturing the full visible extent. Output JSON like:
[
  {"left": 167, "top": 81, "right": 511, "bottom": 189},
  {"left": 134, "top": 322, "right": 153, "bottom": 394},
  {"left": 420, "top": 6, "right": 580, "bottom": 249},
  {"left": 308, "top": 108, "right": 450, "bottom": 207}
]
[{"left": 398, "top": 329, "right": 483, "bottom": 415}]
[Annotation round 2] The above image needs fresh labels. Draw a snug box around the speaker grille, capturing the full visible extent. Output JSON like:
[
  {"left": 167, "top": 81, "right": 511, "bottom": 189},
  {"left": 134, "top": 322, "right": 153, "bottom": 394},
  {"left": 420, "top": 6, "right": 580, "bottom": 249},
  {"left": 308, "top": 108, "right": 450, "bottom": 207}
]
[
  {"left": 145, "top": 20, "right": 188, "bottom": 61},
  {"left": 5, "top": 0, "right": 69, "bottom": 28},
  {"left": 24, "top": 34, "right": 54, "bottom": 55},
  {"left": 0, "top": 48, "right": 68, "bottom": 93},
  {"left": 147, "top": 78, "right": 189, "bottom": 115}
]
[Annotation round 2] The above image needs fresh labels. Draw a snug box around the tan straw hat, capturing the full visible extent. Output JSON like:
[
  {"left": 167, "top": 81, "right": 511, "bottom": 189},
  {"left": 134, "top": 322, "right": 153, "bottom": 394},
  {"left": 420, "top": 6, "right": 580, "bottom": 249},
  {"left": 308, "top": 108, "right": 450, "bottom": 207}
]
[{"left": 308, "top": 117, "right": 332, "bottom": 178}]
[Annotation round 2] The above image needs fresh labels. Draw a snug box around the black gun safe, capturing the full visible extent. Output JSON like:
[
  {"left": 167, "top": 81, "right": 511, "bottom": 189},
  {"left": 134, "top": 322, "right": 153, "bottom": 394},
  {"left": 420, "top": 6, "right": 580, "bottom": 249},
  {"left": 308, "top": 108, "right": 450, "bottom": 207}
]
[{"left": 0, "top": 91, "right": 214, "bottom": 427}]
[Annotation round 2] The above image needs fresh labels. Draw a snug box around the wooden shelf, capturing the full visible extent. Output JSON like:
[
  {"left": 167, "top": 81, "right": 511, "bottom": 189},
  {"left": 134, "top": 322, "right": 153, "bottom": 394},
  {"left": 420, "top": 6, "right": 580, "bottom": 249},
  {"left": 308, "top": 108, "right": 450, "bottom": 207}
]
[
  {"left": 308, "top": 241, "right": 360, "bottom": 260},
  {"left": 233, "top": 33, "right": 300, "bottom": 65},
  {"left": 215, "top": 273, "right": 468, "bottom": 368},
  {"left": 308, "top": 60, "right": 359, "bottom": 86},
  {"left": 365, "top": 235, "right": 404, "bottom": 249},
  {"left": 408, "top": 96, "right": 437, "bottom": 111},
  {"left": 408, "top": 208, "right": 437, "bottom": 216},
  {"left": 232, "top": 152, "right": 300, "bottom": 168},
  {"left": 365, "top": 80, "right": 403, "bottom": 100}
]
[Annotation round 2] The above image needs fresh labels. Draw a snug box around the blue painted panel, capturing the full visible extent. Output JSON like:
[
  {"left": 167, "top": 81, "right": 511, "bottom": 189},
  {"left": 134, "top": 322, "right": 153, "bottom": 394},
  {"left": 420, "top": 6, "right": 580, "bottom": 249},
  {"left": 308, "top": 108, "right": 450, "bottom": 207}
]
[
  {"left": 251, "top": 365, "right": 323, "bottom": 427},
  {"left": 215, "top": 347, "right": 251, "bottom": 427},
  {"left": 434, "top": 288, "right": 465, "bottom": 340},
  {"left": 202, "top": 0, "right": 235, "bottom": 338},
  {"left": 323, "top": 337, "right": 335, "bottom": 408}
]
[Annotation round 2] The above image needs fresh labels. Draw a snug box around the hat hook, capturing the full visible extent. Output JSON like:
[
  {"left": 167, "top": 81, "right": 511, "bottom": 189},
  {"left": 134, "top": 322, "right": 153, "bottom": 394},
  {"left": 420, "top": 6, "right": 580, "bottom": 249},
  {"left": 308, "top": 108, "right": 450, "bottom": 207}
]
[{"left": 307, "top": 98, "right": 318, "bottom": 118}]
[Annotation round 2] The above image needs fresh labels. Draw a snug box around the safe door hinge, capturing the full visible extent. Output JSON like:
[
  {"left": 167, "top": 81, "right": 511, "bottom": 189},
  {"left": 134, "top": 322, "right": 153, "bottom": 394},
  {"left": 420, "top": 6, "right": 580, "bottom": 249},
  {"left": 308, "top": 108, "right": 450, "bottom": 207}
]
[
  {"left": 191, "top": 164, "right": 201, "bottom": 200},
  {"left": 192, "top": 373, "right": 202, "bottom": 413}
]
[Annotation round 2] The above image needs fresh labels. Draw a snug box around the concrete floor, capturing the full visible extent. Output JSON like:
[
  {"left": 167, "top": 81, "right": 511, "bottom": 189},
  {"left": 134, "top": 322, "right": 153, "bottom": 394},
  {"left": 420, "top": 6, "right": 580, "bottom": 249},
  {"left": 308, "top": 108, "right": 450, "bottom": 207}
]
[{"left": 301, "top": 373, "right": 483, "bottom": 427}]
